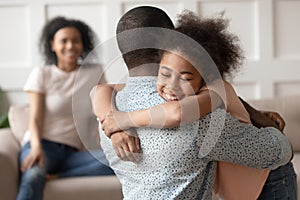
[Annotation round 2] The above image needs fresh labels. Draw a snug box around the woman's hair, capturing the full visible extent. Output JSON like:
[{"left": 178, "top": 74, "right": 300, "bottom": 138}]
[
  {"left": 166, "top": 11, "right": 244, "bottom": 81},
  {"left": 39, "top": 16, "right": 97, "bottom": 65}
]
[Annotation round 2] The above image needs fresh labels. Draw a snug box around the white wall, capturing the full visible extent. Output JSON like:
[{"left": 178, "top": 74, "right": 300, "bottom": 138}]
[{"left": 1, "top": 0, "right": 300, "bottom": 112}]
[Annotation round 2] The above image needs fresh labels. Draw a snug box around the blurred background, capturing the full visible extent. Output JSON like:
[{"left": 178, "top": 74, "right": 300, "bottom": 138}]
[{"left": 0, "top": 0, "right": 300, "bottom": 116}]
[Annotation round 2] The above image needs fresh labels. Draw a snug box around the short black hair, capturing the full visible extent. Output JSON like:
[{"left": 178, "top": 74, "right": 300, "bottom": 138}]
[
  {"left": 39, "top": 16, "right": 96, "bottom": 65},
  {"left": 116, "top": 6, "right": 174, "bottom": 69}
]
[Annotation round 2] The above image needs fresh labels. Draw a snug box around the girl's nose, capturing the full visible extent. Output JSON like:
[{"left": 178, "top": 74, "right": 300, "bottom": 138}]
[{"left": 166, "top": 77, "right": 180, "bottom": 91}]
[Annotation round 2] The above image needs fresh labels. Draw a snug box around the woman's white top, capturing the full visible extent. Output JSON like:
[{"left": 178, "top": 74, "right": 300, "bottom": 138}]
[{"left": 23, "top": 65, "right": 99, "bottom": 149}]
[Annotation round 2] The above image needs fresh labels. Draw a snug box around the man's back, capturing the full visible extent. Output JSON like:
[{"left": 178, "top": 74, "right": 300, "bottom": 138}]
[{"left": 100, "top": 76, "right": 215, "bottom": 199}]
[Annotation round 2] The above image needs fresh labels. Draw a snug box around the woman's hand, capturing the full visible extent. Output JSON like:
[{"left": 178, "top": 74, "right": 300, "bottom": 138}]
[
  {"left": 20, "top": 144, "right": 44, "bottom": 172},
  {"left": 101, "top": 111, "right": 131, "bottom": 137},
  {"left": 110, "top": 129, "right": 141, "bottom": 162}
]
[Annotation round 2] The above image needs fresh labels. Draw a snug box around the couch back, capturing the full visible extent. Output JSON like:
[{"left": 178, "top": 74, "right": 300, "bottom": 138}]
[
  {"left": 8, "top": 95, "right": 300, "bottom": 152},
  {"left": 8, "top": 106, "right": 29, "bottom": 144},
  {"left": 8, "top": 106, "right": 101, "bottom": 151},
  {"left": 249, "top": 95, "right": 300, "bottom": 152}
]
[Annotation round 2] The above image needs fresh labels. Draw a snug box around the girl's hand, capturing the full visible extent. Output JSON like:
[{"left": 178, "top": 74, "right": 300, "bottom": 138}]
[
  {"left": 20, "top": 145, "right": 44, "bottom": 172},
  {"left": 101, "top": 111, "right": 130, "bottom": 137},
  {"left": 110, "top": 129, "right": 141, "bottom": 162}
]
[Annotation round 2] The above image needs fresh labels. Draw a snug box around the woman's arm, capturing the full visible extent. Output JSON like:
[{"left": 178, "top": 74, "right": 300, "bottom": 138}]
[
  {"left": 21, "top": 92, "right": 45, "bottom": 172},
  {"left": 101, "top": 90, "right": 223, "bottom": 135}
]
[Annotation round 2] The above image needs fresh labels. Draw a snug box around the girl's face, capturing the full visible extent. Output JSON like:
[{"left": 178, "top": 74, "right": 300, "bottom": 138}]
[
  {"left": 157, "top": 52, "right": 203, "bottom": 101},
  {"left": 51, "top": 27, "right": 83, "bottom": 72}
]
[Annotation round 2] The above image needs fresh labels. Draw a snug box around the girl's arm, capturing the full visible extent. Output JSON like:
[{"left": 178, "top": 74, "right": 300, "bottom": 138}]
[
  {"left": 91, "top": 84, "right": 141, "bottom": 162},
  {"left": 91, "top": 84, "right": 117, "bottom": 121},
  {"left": 101, "top": 89, "right": 223, "bottom": 135},
  {"left": 21, "top": 92, "right": 45, "bottom": 172}
]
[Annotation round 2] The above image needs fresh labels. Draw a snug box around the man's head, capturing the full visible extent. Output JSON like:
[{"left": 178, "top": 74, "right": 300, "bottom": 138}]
[{"left": 116, "top": 6, "right": 174, "bottom": 69}]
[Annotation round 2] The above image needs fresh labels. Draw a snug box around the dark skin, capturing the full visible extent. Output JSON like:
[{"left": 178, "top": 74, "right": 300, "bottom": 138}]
[
  {"left": 241, "top": 98, "right": 293, "bottom": 161},
  {"left": 239, "top": 97, "right": 285, "bottom": 131}
]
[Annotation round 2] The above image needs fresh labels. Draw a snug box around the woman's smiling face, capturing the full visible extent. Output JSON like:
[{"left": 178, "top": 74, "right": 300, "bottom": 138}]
[
  {"left": 157, "top": 51, "right": 203, "bottom": 101},
  {"left": 51, "top": 27, "right": 83, "bottom": 71}
]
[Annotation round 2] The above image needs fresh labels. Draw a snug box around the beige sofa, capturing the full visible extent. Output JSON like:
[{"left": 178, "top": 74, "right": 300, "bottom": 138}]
[
  {"left": 0, "top": 106, "right": 123, "bottom": 200},
  {"left": 0, "top": 95, "right": 299, "bottom": 199}
]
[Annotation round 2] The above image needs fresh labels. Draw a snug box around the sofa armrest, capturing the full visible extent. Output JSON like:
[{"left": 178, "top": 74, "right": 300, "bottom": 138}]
[{"left": 0, "top": 128, "right": 20, "bottom": 200}]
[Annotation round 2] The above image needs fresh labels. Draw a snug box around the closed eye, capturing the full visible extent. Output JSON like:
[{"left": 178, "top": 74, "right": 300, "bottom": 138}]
[
  {"left": 180, "top": 77, "right": 191, "bottom": 81},
  {"left": 161, "top": 72, "right": 171, "bottom": 77}
]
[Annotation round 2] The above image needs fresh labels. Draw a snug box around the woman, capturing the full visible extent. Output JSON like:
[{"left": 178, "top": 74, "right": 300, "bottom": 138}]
[{"left": 17, "top": 16, "right": 114, "bottom": 200}]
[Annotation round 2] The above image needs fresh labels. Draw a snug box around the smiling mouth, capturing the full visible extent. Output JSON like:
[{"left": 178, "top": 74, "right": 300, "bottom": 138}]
[
  {"left": 64, "top": 51, "right": 78, "bottom": 57},
  {"left": 165, "top": 93, "right": 179, "bottom": 101}
]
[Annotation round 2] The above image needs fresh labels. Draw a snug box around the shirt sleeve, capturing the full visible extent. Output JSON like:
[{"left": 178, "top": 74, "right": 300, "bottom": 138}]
[
  {"left": 198, "top": 109, "right": 292, "bottom": 170},
  {"left": 23, "top": 67, "right": 45, "bottom": 93}
]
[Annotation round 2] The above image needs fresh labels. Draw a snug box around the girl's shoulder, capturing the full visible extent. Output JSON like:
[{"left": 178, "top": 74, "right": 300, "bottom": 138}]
[
  {"left": 200, "top": 80, "right": 234, "bottom": 93},
  {"left": 222, "top": 80, "right": 236, "bottom": 93}
]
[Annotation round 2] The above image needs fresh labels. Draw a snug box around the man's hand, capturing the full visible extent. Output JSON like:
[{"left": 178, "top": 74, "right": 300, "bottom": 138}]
[
  {"left": 250, "top": 110, "right": 285, "bottom": 130},
  {"left": 110, "top": 129, "right": 142, "bottom": 162},
  {"left": 240, "top": 97, "right": 292, "bottom": 160},
  {"left": 262, "top": 111, "right": 285, "bottom": 131},
  {"left": 240, "top": 97, "right": 285, "bottom": 130}
]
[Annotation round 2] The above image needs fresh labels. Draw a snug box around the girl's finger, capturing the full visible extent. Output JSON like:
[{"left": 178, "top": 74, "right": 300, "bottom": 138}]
[{"left": 118, "top": 147, "right": 129, "bottom": 161}]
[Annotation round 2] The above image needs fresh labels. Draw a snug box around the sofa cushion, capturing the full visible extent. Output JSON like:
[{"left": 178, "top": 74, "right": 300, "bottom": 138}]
[
  {"left": 248, "top": 95, "right": 300, "bottom": 152},
  {"left": 44, "top": 176, "right": 123, "bottom": 200},
  {"left": 0, "top": 128, "right": 20, "bottom": 200},
  {"left": 7, "top": 105, "right": 101, "bottom": 151},
  {"left": 8, "top": 106, "right": 29, "bottom": 144}
]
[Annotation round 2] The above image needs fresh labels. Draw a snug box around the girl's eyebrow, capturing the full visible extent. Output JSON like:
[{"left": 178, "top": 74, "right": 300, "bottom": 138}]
[
  {"left": 180, "top": 71, "right": 193, "bottom": 75},
  {"left": 161, "top": 66, "right": 194, "bottom": 75},
  {"left": 161, "top": 66, "right": 172, "bottom": 71}
]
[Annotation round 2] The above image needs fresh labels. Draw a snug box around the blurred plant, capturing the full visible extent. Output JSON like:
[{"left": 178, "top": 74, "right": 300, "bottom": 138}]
[{"left": 0, "top": 87, "right": 10, "bottom": 128}]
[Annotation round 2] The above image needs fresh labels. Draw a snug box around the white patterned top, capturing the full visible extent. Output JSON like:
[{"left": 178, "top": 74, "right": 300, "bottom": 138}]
[{"left": 99, "top": 76, "right": 292, "bottom": 200}]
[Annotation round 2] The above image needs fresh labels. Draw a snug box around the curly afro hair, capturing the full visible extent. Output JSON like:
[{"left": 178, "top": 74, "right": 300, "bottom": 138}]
[
  {"left": 39, "top": 16, "right": 97, "bottom": 66},
  {"left": 172, "top": 11, "right": 244, "bottom": 81}
]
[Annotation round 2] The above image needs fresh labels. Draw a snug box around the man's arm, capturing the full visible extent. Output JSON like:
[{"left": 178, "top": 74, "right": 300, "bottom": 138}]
[{"left": 204, "top": 109, "right": 292, "bottom": 169}]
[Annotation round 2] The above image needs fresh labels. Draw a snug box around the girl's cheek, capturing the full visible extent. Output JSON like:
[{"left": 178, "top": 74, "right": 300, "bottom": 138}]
[
  {"left": 156, "top": 84, "right": 163, "bottom": 94},
  {"left": 156, "top": 78, "right": 167, "bottom": 88},
  {"left": 182, "top": 85, "right": 197, "bottom": 96},
  {"left": 156, "top": 86, "right": 165, "bottom": 99}
]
